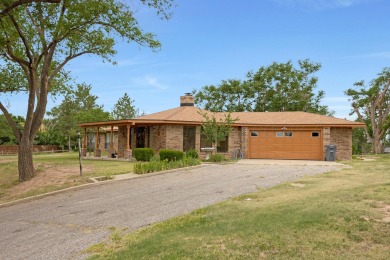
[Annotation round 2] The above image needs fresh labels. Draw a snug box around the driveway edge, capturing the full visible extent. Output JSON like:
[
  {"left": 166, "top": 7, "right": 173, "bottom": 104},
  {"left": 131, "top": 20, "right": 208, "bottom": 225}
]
[{"left": 0, "top": 164, "right": 206, "bottom": 209}]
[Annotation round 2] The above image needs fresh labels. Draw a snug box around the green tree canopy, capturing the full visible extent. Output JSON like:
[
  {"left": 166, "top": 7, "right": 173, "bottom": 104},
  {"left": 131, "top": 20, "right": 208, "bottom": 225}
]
[
  {"left": 0, "top": 114, "right": 24, "bottom": 144},
  {"left": 0, "top": 0, "right": 173, "bottom": 181},
  {"left": 47, "top": 83, "right": 111, "bottom": 149},
  {"left": 198, "top": 110, "right": 238, "bottom": 154},
  {"left": 194, "top": 59, "right": 332, "bottom": 115},
  {"left": 111, "top": 93, "right": 140, "bottom": 120},
  {"left": 345, "top": 68, "right": 390, "bottom": 154}
]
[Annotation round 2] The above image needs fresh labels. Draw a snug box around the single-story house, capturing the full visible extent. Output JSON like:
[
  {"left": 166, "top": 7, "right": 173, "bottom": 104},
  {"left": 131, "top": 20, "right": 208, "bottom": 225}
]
[{"left": 79, "top": 94, "right": 365, "bottom": 161}]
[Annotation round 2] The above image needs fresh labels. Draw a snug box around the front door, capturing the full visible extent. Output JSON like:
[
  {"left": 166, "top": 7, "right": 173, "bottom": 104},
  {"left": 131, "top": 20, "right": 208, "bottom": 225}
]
[{"left": 136, "top": 127, "right": 146, "bottom": 148}]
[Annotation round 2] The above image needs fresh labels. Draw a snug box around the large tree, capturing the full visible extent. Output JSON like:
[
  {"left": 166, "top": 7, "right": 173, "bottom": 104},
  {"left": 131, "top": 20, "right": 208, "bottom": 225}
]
[
  {"left": 345, "top": 68, "right": 390, "bottom": 154},
  {"left": 47, "top": 83, "right": 111, "bottom": 149},
  {"left": 111, "top": 92, "right": 139, "bottom": 120},
  {"left": 194, "top": 59, "right": 332, "bottom": 115},
  {"left": 0, "top": 0, "right": 173, "bottom": 181}
]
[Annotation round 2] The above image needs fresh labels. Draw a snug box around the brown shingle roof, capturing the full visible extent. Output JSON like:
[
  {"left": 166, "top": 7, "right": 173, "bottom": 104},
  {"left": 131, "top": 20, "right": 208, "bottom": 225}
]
[{"left": 135, "top": 106, "right": 364, "bottom": 127}]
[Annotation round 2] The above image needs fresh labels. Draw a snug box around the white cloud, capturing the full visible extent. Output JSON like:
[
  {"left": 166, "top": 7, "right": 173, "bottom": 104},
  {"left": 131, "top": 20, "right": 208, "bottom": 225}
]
[
  {"left": 132, "top": 75, "right": 168, "bottom": 90},
  {"left": 269, "top": 0, "right": 374, "bottom": 10}
]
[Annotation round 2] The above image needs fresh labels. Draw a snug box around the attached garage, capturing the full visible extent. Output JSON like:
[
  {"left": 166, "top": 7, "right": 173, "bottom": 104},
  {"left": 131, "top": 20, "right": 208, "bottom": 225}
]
[{"left": 248, "top": 129, "right": 323, "bottom": 160}]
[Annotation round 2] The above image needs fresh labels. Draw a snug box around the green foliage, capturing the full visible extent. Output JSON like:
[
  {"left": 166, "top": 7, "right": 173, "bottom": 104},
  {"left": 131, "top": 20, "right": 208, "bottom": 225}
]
[
  {"left": 185, "top": 149, "right": 198, "bottom": 159},
  {"left": 207, "top": 154, "right": 226, "bottom": 162},
  {"left": 134, "top": 156, "right": 200, "bottom": 174},
  {"left": 133, "top": 148, "right": 154, "bottom": 161},
  {"left": 159, "top": 149, "right": 184, "bottom": 162},
  {"left": 194, "top": 59, "right": 332, "bottom": 115},
  {"left": 0, "top": 0, "right": 173, "bottom": 181},
  {"left": 112, "top": 93, "right": 140, "bottom": 119},
  {"left": 199, "top": 110, "right": 237, "bottom": 153},
  {"left": 345, "top": 67, "right": 390, "bottom": 153},
  {"left": 0, "top": 114, "right": 24, "bottom": 144},
  {"left": 47, "top": 83, "right": 111, "bottom": 148},
  {"left": 352, "top": 127, "right": 372, "bottom": 155}
]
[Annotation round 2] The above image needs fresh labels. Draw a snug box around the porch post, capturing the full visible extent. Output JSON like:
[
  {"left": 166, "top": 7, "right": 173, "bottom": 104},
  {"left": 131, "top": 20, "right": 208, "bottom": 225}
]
[
  {"left": 124, "top": 124, "right": 133, "bottom": 159},
  {"left": 94, "top": 127, "right": 101, "bottom": 157},
  {"left": 81, "top": 128, "right": 87, "bottom": 157},
  {"left": 110, "top": 126, "right": 114, "bottom": 150},
  {"left": 126, "top": 125, "right": 130, "bottom": 150}
]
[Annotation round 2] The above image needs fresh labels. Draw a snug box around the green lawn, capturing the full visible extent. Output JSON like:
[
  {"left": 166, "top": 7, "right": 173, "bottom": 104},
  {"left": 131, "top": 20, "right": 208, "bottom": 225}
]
[
  {"left": 0, "top": 152, "right": 136, "bottom": 203},
  {"left": 88, "top": 155, "right": 390, "bottom": 259}
]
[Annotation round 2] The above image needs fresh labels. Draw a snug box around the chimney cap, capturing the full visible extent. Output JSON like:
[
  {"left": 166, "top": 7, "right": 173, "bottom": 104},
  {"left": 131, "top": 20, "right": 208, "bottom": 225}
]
[{"left": 184, "top": 92, "right": 192, "bottom": 96}]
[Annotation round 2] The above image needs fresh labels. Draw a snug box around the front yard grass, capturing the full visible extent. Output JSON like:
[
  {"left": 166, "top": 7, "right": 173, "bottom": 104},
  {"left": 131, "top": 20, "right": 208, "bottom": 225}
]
[
  {"left": 0, "top": 152, "right": 135, "bottom": 203},
  {"left": 88, "top": 155, "right": 390, "bottom": 259}
]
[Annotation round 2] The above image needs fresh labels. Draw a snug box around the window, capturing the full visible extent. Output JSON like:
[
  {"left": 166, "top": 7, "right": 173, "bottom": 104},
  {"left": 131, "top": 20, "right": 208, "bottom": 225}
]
[
  {"left": 276, "top": 132, "right": 284, "bottom": 137},
  {"left": 183, "top": 126, "right": 196, "bottom": 151},
  {"left": 251, "top": 131, "right": 259, "bottom": 137},
  {"left": 200, "top": 133, "right": 229, "bottom": 153},
  {"left": 200, "top": 133, "right": 211, "bottom": 150},
  {"left": 217, "top": 138, "right": 229, "bottom": 153},
  {"left": 312, "top": 132, "right": 320, "bottom": 137},
  {"left": 105, "top": 133, "right": 110, "bottom": 149},
  {"left": 285, "top": 132, "right": 293, "bottom": 137}
]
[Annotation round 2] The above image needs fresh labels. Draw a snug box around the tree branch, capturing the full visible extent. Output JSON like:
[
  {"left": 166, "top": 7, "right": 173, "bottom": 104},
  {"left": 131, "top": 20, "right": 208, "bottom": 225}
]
[
  {"left": 8, "top": 14, "right": 34, "bottom": 65},
  {"left": 0, "top": 0, "right": 60, "bottom": 17},
  {"left": 0, "top": 101, "right": 22, "bottom": 142}
]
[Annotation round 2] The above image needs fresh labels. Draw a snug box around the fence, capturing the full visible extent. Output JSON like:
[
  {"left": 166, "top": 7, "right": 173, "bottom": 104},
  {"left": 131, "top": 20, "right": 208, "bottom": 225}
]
[{"left": 0, "top": 145, "right": 62, "bottom": 155}]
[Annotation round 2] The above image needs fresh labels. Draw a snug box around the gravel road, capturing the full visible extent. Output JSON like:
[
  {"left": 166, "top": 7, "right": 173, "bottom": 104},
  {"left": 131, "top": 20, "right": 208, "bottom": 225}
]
[{"left": 0, "top": 162, "right": 341, "bottom": 259}]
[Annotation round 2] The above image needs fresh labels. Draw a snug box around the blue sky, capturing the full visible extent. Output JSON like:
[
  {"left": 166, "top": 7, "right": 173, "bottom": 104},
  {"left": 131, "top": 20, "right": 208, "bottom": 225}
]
[{"left": 3, "top": 0, "right": 390, "bottom": 119}]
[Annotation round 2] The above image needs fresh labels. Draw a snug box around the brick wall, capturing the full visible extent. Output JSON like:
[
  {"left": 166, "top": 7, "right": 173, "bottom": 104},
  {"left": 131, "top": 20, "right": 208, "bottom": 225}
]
[
  {"left": 228, "top": 127, "right": 241, "bottom": 158},
  {"left": 166, "top": 125, "right": 183, "bottom": 150},
  {"left": 150, "top": 126, "right": 167, "bottom": 151},
  {"left": 323, "top": 127, "right": 331, "bottom": 159},
  {"left": 241, "top": 127, "right": 249, "bottom": 158},
  {"left": 330, "top": 127, "right": 352, "bottom": 160},
  {"left": 117, "top": 126, "right": 127, "bottom": 158}
]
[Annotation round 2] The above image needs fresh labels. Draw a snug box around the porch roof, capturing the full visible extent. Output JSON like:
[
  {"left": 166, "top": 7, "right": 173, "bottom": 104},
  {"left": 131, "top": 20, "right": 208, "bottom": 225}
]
[{"left": 78, "top": 106, "right": 365, "bottom": 128}]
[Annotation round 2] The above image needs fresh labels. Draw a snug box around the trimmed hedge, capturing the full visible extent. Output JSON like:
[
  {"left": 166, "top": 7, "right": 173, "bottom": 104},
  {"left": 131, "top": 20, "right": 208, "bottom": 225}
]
[
  {"left": 159, "top": 149, "right": 184, "bottom": 162},
  {"left": 133, "top": 148, "right": 154, "bottom": 161}
]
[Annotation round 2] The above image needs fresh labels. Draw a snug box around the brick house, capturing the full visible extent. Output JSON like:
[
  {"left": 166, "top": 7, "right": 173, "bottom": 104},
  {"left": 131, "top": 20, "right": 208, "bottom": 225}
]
[{"left": 79, "top": 94, "right": 364, "bottom": 161}]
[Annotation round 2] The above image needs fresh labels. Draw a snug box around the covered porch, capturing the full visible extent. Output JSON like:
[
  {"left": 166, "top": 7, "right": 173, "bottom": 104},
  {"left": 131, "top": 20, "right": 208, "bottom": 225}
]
[{"left": 79, "top": 120, "right": 156, "bottom": 160}]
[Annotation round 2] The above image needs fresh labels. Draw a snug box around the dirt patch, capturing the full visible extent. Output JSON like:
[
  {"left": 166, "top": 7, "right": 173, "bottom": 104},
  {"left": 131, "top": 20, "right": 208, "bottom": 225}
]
[
  {"left": 363, "top": 200, "right": 390, "bottom": 223},
  {"left": 6, "top": 163, "right": 92, "bottom": 199}
]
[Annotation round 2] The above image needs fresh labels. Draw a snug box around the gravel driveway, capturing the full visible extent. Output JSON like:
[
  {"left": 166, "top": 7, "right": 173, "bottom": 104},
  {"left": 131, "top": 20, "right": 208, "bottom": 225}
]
[{"left": 0, "top": 162, "right": 341, "bottom": 259}]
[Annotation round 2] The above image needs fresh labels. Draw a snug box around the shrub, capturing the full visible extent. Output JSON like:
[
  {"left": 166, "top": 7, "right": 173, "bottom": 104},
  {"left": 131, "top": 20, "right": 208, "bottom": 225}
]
[
  {"left": 133, "top": 148, "right": 154, "bottom": 161},
  {"left": 208, "top": 154, "right": 226, "bottom": 162},
  {"left": 159, "top": 149, "right": 184, "bottom": 162},
  {"left": 134, "top": 155, "right": 201, "bottom": 174},
  {"left": 186, "top": 149, "right": 198, "bottom": 159}
]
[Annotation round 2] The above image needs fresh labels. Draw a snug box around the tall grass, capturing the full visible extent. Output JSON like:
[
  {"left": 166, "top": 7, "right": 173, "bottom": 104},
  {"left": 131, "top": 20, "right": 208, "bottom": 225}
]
[{"left": 134, "top": 156, "right": 201, "bottom": 174}]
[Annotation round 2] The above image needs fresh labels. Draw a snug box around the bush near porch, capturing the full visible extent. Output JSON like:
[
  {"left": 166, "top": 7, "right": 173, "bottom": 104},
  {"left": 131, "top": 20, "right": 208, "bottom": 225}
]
[{"left": 134, "top": 155, "right": 200, "bottom": 174}]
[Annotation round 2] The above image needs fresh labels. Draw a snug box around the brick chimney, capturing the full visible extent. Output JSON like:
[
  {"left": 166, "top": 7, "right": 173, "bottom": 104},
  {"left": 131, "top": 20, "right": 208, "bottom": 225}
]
[{"left": 180, "top": 93, "right": 194, "bottom": 107}]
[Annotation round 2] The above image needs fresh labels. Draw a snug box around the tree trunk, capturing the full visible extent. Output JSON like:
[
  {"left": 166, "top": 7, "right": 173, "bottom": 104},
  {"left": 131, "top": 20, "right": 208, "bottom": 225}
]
[
  {"left": 373, "top": 138, "right": 383, "bottom": 154},
  {"left": 68, "top": 136, "right": 71, "bottom": 152},
  {"left": 18, "top": 137, "right": 35, "bottom": 182}
]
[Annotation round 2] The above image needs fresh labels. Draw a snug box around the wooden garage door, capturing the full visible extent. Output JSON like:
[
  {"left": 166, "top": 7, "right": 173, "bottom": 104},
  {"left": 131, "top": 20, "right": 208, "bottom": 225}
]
[{"left": 248, "top": 129, "right": 323, "bottom": 160}]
